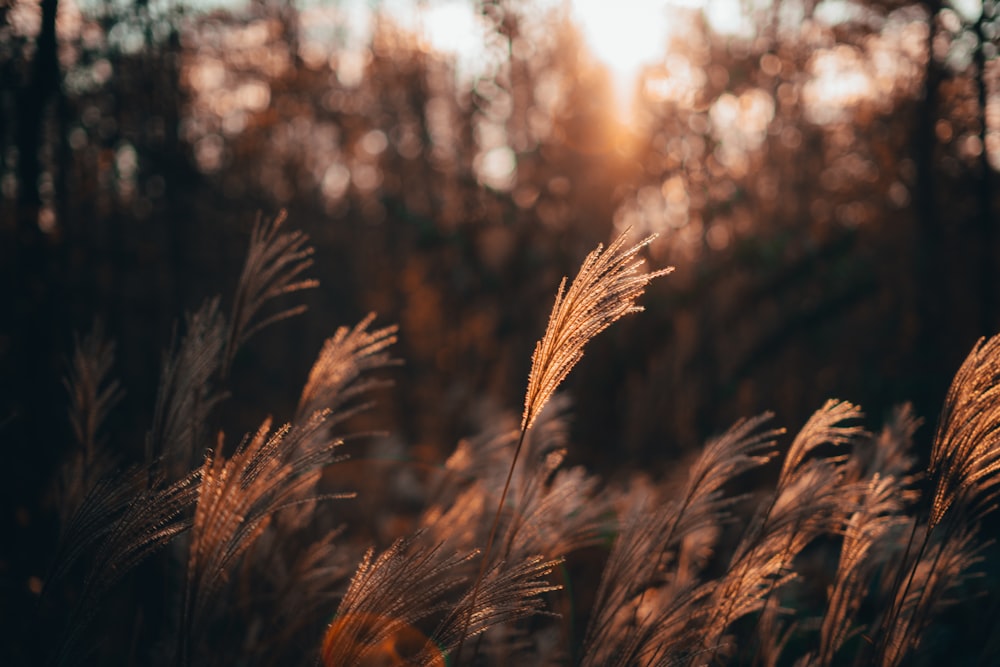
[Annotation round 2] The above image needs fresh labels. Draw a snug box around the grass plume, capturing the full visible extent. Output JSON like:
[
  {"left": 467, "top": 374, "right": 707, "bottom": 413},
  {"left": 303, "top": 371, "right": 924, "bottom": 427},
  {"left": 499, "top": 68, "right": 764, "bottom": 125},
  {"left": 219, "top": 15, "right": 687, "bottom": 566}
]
[
  {"left": 454, "top": 229, "right": 671, "bottom": 663},
  {"left": 28, "top": 214, "right": 1000, "bottom": 666},
  {"left": 178, "top": 411, "right": 350, "bottom": 664},
  {"left": 521, "top": 229, "right": 673, "bottom": 432},
  {"left": 223, "top": 210, "right": 319, "bottom": 378}
]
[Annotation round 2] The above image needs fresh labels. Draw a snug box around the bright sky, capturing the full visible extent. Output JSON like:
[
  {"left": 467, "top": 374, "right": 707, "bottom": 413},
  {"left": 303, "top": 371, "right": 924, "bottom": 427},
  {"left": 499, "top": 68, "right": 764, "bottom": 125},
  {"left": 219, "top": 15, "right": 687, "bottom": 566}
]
[
  {"left": 569, "top": 0, "right": 753, "bottom": 71},
  {"left": 310, "top": 0, "right": 750, "bottom": 120},
  {"left": 570, "top": 0, "right": 672, "bottom": 115}
]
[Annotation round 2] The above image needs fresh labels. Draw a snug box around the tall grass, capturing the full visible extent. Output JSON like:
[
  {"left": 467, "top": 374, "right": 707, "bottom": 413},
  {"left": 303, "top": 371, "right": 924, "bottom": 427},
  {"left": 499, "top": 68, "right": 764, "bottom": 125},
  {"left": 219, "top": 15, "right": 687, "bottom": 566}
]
[{"left": 27, "top": 212, "right": 1000, "bottom": 666}]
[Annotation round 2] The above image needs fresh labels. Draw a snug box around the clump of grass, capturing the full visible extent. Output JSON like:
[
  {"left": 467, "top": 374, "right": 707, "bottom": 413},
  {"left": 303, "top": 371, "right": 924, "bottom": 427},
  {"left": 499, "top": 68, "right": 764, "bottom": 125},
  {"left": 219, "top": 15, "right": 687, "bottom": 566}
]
[
  {"left": 28, "top": 212, "right": 1000, "bottom": 666},
  {"left": 454, "top": 229, "right": 672, "bottom": 663}
]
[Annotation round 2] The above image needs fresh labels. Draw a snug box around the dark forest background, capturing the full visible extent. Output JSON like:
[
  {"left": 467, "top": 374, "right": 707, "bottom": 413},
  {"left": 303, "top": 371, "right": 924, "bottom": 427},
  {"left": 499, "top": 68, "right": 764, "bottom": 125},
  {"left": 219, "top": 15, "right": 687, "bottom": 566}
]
[{"left": 1, "top": 0, "right": 998, "bottom": 661}]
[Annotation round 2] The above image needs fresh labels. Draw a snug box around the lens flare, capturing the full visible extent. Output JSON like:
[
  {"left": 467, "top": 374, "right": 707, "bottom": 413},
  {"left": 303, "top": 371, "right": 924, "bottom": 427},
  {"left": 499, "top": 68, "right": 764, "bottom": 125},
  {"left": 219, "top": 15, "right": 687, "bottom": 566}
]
[{"left": 322, "top": 612, "right": 445, "bottom": 667}]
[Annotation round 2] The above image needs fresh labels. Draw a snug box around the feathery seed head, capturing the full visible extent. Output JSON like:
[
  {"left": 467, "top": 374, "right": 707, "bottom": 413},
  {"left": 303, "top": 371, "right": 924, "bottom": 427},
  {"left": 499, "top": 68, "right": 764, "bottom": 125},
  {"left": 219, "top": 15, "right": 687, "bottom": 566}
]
[{"left": 521, "top": 229, "right": 672, "bottom": 431}]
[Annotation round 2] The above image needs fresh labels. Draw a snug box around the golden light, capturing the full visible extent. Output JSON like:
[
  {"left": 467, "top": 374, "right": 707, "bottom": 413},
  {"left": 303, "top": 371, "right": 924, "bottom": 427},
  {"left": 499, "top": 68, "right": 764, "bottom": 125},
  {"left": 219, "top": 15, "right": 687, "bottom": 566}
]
[
  {"left": 569, "top": 0, "right": 671, "bottom": 120},
  {"left": 322, "top": 612, "right": 445, "bottom": 667},
  {"left": 419, "top": 1, "right": 486, "bottom": 64},
  {"left": 409, "top": 0, "right": 702, "bottom": 124}
]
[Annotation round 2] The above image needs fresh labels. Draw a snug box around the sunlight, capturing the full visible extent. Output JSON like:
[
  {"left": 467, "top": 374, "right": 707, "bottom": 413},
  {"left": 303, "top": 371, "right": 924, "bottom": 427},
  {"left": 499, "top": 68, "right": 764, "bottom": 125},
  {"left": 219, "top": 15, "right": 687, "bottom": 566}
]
[
  {"left": 567, "top": 0, "right": 754, "bottom": 122},
  {"left": 569, "top": 0, "right": 670, "bottom": 120},
  {"left": 419, "top": 1, "right": 484, "bottom": 61}
]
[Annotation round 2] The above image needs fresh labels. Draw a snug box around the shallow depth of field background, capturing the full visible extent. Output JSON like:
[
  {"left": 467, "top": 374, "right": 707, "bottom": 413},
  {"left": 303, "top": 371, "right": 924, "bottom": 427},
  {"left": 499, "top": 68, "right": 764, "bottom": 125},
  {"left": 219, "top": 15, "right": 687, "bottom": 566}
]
[{"left": 1, "top": 0, "right": 998, "bottom": 657}]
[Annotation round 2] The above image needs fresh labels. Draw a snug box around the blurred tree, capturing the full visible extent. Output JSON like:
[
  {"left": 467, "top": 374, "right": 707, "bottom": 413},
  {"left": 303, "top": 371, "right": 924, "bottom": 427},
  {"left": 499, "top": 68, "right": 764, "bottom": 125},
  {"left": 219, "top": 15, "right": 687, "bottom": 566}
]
[
  {"left": 1, "top": 1, "right": 998, "bottom": 659},
  {"left": 971, "top": 0, "right": 997, "bottom": 334}
]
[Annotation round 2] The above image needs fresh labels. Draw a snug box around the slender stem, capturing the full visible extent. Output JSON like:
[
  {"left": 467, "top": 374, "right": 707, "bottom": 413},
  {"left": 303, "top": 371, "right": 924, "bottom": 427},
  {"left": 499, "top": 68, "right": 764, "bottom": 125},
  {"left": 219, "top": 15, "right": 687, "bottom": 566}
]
[
  {"left": 705, "top": 485, "right": 782, "bottom": 666},
  {"left": 501, "top": 455, "right": 540, "bottom": 561},
  {"left": 744, "top": 510, "right": 804, "bottom": 666},
  {"left": 873, "top": 517, "right": 926, "bottom": 666},
  {"left": 901, "top": 525, "right": 948, "bottom": 655},
  {"left": 629, "top": 487, "right": 698, "bottom": 636},
  {"left": 894, "top": 501, "right": 963, "bottom": 666},
  {"left": 452, "top": 427, "right": 529, "bottom": 665}
]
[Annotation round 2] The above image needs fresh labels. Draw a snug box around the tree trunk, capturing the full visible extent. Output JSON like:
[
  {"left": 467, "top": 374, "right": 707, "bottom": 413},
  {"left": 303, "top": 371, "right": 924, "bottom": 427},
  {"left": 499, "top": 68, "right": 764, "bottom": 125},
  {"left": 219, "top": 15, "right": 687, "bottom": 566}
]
[
  {"left": 15, "top": 0, "right": 59, "bottom": 226},
  {"left": 913, "top": 0, "right": 944, "bottom": 417},
  {"left": 973, "top": 3, "right": 995, "bottom": 335}
]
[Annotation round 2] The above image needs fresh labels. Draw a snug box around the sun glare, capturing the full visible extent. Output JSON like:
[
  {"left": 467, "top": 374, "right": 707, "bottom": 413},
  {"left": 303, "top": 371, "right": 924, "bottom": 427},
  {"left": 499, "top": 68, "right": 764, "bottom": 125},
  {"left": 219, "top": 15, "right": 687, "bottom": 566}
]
[
  {"left": 335, "top": 0, "right": 691, "bottom": 124},
  {"left": 331, "top": 0, "right": 749, "bottom": 127},
  {"left": 569, "top": 0, "right": 670, "bottom": 120},
  {"left": 420, "top": 1, "right": 483, "bottom": 60}
]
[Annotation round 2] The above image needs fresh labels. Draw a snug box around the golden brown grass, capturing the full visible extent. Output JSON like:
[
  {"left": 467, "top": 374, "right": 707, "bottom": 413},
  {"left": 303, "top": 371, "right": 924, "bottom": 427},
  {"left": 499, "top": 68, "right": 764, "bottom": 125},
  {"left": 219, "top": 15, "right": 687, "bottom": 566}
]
[{"left": 31, "top": 213, "right": 1000, "bottom": 666}]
